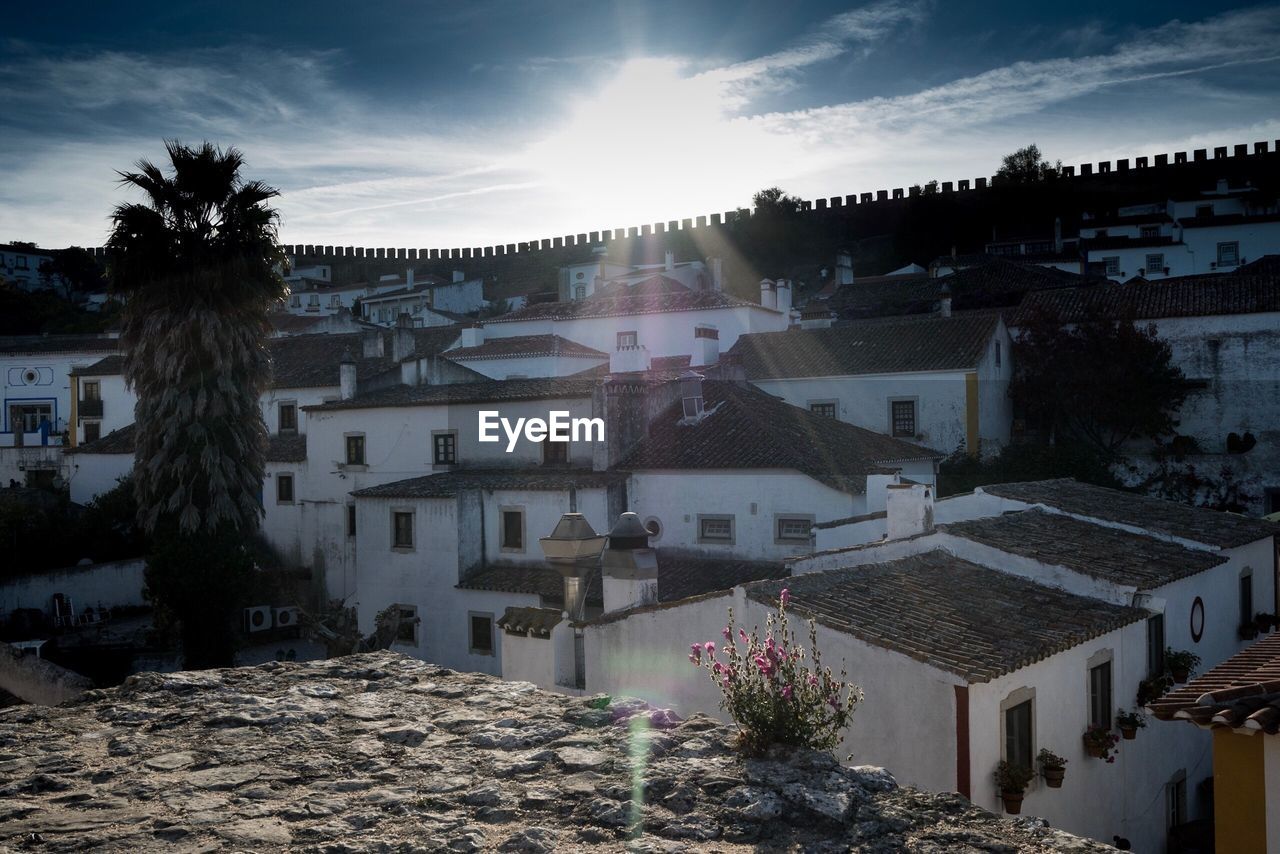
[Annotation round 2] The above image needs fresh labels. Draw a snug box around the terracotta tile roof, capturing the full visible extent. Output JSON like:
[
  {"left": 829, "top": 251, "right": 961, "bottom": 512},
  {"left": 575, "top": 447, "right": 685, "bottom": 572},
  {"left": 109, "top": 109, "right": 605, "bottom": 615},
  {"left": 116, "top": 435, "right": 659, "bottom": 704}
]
[
  {"left": 568, "top": 354, "right": 692, "bottom": 380},
  {"left": 497, "top": 606, "right": 563, "bottom": 637},
  {"left": 1150, "top": 633, "right": 1280, "bottom": 733},
  {"left": 591, "top": 274, "right": 692, "bottom": 300},
  {"left": 446, "top": 334, "right": 606, "bottom": 361},
  {"left": 268, "top": 313, "right": 331, "bottom": 335},
  {"left": 747, "top": 550, "right": 1147, "bottom": 683},
  {"left": 941, "top": 509, "right": 1226, "bottom": 590},
  {"left": 266, "top": 433, "right": 307, "bottom": 463},
  {"left": 304, "top": 376, "right": 595, "bottom": 412},
  {"left": 980, "top": 479, "right": 1279, "bottom": 549},
  {"left": 486, "top": 290, "right": 762, "bottom": 323},
  {"left": 70, "top": 355, "right": 124, "bottom": 376},
  {"left": 459, "top": 551, "right": 786, "bottom": 609},
  {"left": 730, "top": 312, "right": 1001, "bottom": 379},
  {"left": 618, "top": 381, "right": 940, "bottom": 493},
  {"left": 1012, "top": 268, "right": 1280, "bottom": 324},
  {"left": 269, "top": 328, "right": 461, "bottom": 389},
  {"left": 350, "top": 468, "right": 625, "bottom": 499},
  {"left": 0, "top": 335, "right": 120, "bottom": 355},
  {"left": 64, "top": 424, "right": 135, "bottom": 455}
]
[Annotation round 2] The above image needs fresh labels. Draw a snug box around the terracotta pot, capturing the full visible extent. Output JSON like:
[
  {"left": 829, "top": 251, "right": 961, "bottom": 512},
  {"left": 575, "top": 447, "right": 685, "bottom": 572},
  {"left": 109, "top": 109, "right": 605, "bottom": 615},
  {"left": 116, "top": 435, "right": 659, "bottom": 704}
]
[
  {"left": 1120, "top": 726, "right": 1137, "bottom": 740},
  {"left": 1240, "top": 625, "right": 1258, "bottom": 641},
  {"left": 1042, "top": 766, "right": 1065, "bottom": 788},
  {"left": 1171, "top": 668, "right": 1189, "bottom": 683},
  {"left": 1001, "top": 792, "right": 1024, "bottom": 815},
  {"left": 1083, "top": 740, "right": 1106, "bottom": 759}
]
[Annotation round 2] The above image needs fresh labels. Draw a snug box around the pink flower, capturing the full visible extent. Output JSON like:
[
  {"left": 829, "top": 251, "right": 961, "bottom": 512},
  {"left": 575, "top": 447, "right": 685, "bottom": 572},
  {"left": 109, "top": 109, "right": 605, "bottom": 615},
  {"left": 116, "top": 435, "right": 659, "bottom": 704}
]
[
  {"left": 712, "top": 662, "right": 726, "bottom": 675},
  {"left": 782, "top": 684, "right": 794, "bottom": 700},
  {"left": 688, "top": 654, "right": 699, "bottom": 665},
  {"left": 739, "top": 628, "right": 748, "bottom": 642},
  {"left": 780, "top": 588, "right": 791, "bottom": 607},
  {"left": 721, "top": 676, "right": 731, "bottom": 689},
  {"left": 754, "top": 656, "right": 771, "bottom": 674},
  {"left": 704, "top": 641, "right": 716, "bottom": 655},
  {"left": 808, "top": 674, "right": 819, "bottom": 687},
  {"left": 722, "top": 626, "right": 731, "bottom": 641}
]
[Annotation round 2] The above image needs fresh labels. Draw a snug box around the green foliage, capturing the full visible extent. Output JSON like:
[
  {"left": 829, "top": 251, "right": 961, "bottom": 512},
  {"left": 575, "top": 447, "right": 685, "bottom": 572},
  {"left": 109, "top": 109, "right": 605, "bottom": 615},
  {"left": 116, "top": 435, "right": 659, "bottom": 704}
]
[
  {"left": 1011, "top": 308, "right": 1189, "bottom": 457},
  {"left": 0, "top": 478, "right": 146, "bottom": 576},
  {"left": 1164, "top": 648, "right": 1201, "bottom": 676},
  {"left": 1115, "top": 709, "right": 1147, "bottom": 730},
  {"left": 995, "top": 760, "right": 1034, "bottom": 793},
  {"left": 1036, "top": 748, "right": 1066, "bottom": 770},
  {"left": 1144, "top": 451, "right": 1260, "bottom": 513},
  {"left": 995, "top": 144, "right": 1062, "bottom": 184},
  {"left": 691, "top": 590, "right": 862, "bottom": 756},
  {"left": 1083, "top": 725, "right": 1120, "bottom": 762},
  {"left": 938, "top": 442, "right": 1123, "bottom": 498},
  {"left": 0, "top": 280, "right": 115, "bottom": 335}
]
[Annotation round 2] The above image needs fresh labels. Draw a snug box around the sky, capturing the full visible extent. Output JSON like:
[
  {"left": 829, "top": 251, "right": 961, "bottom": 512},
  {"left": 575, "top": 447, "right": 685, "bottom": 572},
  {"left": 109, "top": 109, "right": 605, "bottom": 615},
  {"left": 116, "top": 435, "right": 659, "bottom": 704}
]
[{"left": 3, "top": 1, "right": 1280, "bottom": 250}]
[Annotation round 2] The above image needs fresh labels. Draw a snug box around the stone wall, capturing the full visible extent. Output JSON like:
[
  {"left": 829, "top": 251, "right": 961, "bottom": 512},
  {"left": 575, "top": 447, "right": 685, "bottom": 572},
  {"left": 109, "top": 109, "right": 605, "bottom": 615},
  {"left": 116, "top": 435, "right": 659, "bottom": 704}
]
[
  {"left": 0, "top": 651, "right": 1106, "bottom": 851},
  {"left": 0, "top": 641, "right": 92, "bottom": 706}
]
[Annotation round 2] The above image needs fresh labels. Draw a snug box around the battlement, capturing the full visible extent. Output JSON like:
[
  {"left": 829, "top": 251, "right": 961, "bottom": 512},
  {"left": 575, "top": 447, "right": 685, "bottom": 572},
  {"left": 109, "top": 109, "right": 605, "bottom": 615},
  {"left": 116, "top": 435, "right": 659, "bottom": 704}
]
[{"left": 85, "top": 138, "right": 1280, "bottom": 264}]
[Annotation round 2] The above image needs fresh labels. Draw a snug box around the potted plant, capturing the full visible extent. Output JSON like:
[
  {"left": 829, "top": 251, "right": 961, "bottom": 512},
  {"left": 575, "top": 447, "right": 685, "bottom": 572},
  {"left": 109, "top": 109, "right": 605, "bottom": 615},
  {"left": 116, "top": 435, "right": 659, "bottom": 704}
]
[
  {"left": 1083, "top": 725, "right": 1120, "bottom": 762},
  {"left": 1240, "top": 622, "right": 1259, "bottom": 641},
  {"left": 994, "top": 760, "right": 1035, "bottom": 814},
  {"left": 1255, "top": 612, "right": 1277, "bottom": 634},
  {"left": 1037, "top": 748, "right": 1067, "bottom": 788},
  {"left": 1165, "top": 648, "right": 1201, "bottom": 683},
  {"left": 1137, "top": 674, "right": 1172, "bottom": 706},
  {"left": 1116, "top": 709, "right": 1147, "bottom": 740}
]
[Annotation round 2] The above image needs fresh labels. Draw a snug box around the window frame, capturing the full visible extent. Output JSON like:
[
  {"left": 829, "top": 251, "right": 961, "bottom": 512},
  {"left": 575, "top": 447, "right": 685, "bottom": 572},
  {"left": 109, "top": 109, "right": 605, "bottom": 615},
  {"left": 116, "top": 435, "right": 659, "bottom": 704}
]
[
  {"left": 432, "top": 430, "right": 458, "bottom": 467},
  {"left": 1240, "top": 568, "right": 1254, "bottom": 628},
  {"left": 1216, "top": 241, "right": 1240, "bottom": 267},
  {"left": 391, "top": 509, "right": 415, "bottom": 551},
  {"left": 82, "top": 420, "right": 101, "bottom": 444},
  {"left": 808, "top": 400, "right": 838, "bottom": 419},
  {"left": 346, "top": 504, "right": 357, "bottom": 538},
  {"left": 345, "top": 433, "right": 366, "bottom": 466},
  {"left": 617, "top": 330, "right": 638, "bottom": 349},
  {"left": 278, "top": 401, "right": 298, "bottom": 433},
  {"left": 889, "top": 397, "right": 918, "bottom": 438},
  {"left": 999, "top": 687, "right": 1036, "bottom": 773},
  {"left": 697, "top": 514, "right": 735, "bottom": 545},
  {"left": 1147, "top": 613, "right": 1166, "bottom": 677},
  {"left": 499, "top": 506, "right": 526, "bottom": 553},
  {"left": 1103, "top": 256, "right": 1121, "bottom": 276},
  {"left": 1087, "top": 649, "right": 1113, "bottom": 731},
  {"left": 276, "top": 472, "right": 295, "bottom": 505},
  {"left": 81, "top": 380, "right": 101, "bottom": 402},
  {"left": 395, "top": 604, "right": 418, "bottom": 646},
  {"left": 774, "top": 514, "right": 815, "bottom": 544},
  {"left": 1140, "top": 225, "right": 1160, "bottom": 239},
  {"left": 1145, "top": 253, "right": 1165, "bottom": 274},
  {"left": 469, "top": 611, "right": 495, "bottom": 656},
  {"left": 542, "top": 437, "right": 569, "bottom": 466}
]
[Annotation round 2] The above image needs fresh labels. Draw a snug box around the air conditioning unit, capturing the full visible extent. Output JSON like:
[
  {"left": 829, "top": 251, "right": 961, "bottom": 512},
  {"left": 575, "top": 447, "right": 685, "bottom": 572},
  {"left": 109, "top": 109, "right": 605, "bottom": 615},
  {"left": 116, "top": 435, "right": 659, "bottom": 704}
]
[
  {"left": 243, "top": 605, "right": 272, "bottom": 633},
  {"left": 274, "top": 606, "right": 301, "bottom": 629}
]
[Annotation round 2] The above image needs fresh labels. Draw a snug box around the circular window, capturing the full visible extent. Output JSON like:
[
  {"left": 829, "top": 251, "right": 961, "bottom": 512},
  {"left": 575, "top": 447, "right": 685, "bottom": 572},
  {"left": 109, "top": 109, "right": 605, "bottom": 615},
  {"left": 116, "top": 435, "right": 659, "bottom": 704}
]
[
  {"left": 1190, "top": 596, "right": 1205, "bottom": 643},
  {"left": 643, "top": 517, "right": 662, "bottom": 541},
  {"left": 23, "top": 369, "right": 37, "bottom": 384},
  {"left": 576, "top": 272, "right": 585, "bottom": 280}
]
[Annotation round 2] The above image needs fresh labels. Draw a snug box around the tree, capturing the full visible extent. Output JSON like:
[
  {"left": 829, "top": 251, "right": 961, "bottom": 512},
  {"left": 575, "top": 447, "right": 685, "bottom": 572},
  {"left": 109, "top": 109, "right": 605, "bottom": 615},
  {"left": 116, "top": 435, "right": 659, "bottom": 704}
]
[
  {"left": 1010, "top": 308, "right": 1189, "bottom": 458},
  {"left": 107, "top": 140, "right": 286, "bottom": 668},
  {"left": 39, "top": 247, "right": 107, "bottom": 300},
  {"left": 995, "top": 144, "right": 1061, "bottom": 184},
  {"left": 751, "top": 187, "right": 804, "bottom": 218}
]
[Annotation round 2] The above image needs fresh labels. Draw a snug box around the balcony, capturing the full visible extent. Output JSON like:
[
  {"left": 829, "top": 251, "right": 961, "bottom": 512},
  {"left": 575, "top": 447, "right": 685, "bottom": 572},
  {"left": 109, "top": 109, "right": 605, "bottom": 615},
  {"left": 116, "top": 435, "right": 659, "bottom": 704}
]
[{"left": 78, "top": 398, "right": 104, "bottom": 418}]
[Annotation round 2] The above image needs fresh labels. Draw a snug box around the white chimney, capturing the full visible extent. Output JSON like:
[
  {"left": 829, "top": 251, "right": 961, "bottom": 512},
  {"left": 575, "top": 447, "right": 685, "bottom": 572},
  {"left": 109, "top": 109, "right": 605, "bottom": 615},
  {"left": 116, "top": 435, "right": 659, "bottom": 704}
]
[
  {"left": 692, "top": 324, "right": 719, "bottom": 367},
  {"left": 610, "top": 343, "right": 651, "bottom": 374},
  {"left": 340, "top": 350, "right": 358, "bottom": 400},
  {"left": 460, "top": 325, "right": 483, "bottom": 348},
  {"left": 759, "top": 278, "right": 777, "bottom": 310},
  {"left": 710, "top": 257, "right": 723, "bottom": 291},
  {"left": 885, "top": 483, "right": 935, "bottom": 540},
  {"left": 452, "top": 270, "right": 465, "bottom": 284},
  {"left": 775, "top": 279, "right": 792, "bottom": 315},
  {"left": 393, "top": 313, "right": 416, "bottom": 361},
  {"left": 836, "top": 250, "right": 853, "bottom": 285},
  {"left": 601, "top": 513, "right": 659, "bottom": 613},
  {"left": 939, "top": 282, "right": 952, "bottom": 318},
  {"left": 664, "top": 251, "right": 675, "bottom": 272}
]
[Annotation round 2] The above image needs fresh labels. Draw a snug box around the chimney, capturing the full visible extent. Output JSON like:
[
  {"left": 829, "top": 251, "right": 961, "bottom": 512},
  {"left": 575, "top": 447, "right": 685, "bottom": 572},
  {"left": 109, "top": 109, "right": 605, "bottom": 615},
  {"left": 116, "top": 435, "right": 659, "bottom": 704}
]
[
  {"left": 710, "top": 257, "right": 723, "bottom": 291},
  {"left": 885, "top": 482, "right": 934, "bottom": 540},
  {"left": 393, "top": 313, "right": 416, "bottom": 361},
  {"left": 593, "top": 245, "right": 608, "bottom": 286},
  {"left": 539, "top": 512, "right": 607, "bottom": 622},
  {"left": 460, "top": 325, "right": 484, "bottom": 348},
  {"left": 609, "top": 342, "right": 651, "bottom": 374},
  {"left": 775, "top": 279, "right": 792, "bottom": 316},
  {"left": 1053, "top": 217, "right": 1063, "bottom": 253},
  {"left": 664, "top": 251, "right": 675, "bottom": 272},
  {"left": 601, "top": 512, "right": 658, "bottom": 613},
  {"left": 406, "top": 268, "right": 415, "bottom": 288},
  {"left": 340, "top": 349, "right": 358, "bottom": 400},
  {"left": 836, "top": 250, "right": 853, "bottom": 285},
  {"left": 939, "top": 282, "right": 952, "bottom": 318},
  {"left": 679, "top": 370, "right": 704, "bottom": 420},
  {"left": 452, "top": 270, "right": 465, "bottom": 284},
  {"left": 691, "top": 324, "right": 719, "bottom": 367},
  {"left": 1217, "top": 179, "right": 1228, "bottom": 194},
  {"left": 759, "top": 278, "right": 777, "bottom": 310},
  {"left": 361, "top": 328, "right": 384, "bottom": 358}
]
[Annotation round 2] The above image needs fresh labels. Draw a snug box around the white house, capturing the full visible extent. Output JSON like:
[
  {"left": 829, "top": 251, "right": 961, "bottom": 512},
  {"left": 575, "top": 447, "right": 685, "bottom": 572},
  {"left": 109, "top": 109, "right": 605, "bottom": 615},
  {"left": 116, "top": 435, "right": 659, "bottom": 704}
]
[
  {"left": 359, "top": 271, "right": 485, "bottom": 325},
  {"left": 559, "top": 249, "right": 719, "bottom": 301},
  {"left": 0, "top": 243, "right": 56, "bottom": 291},
  {"left": 1013, "top": 258, "right": 1280, "bottom": 514},
  {"left": 568, "top": 478, "right": 1277, "bottom": 852},
  {"left": 730, "top": 311, "right": 1013, "bottom": 457},
  {"left": 440, "top": 328, "right": 607, "bottom": 379}
]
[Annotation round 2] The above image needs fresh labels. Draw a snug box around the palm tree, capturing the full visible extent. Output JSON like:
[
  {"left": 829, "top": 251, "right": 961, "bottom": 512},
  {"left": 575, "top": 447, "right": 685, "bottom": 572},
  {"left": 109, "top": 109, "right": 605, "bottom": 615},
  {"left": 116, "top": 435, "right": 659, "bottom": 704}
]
[{"left": 107, "top": 140, "right": 285, "bottom": 666}]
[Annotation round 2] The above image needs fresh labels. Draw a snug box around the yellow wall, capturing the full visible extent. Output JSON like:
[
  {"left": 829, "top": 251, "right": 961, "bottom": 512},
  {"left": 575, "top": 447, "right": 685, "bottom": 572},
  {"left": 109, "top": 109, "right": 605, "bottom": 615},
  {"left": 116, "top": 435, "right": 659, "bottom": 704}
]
[
  {"left": 1214, "top": 729, "right": 1267, "bottom": 854},
  {"left": 69, "top": 376, "right": 78, "bottom": 448},
  {"left": 964, "top": 372, "right": 979, "bottom": 457}
]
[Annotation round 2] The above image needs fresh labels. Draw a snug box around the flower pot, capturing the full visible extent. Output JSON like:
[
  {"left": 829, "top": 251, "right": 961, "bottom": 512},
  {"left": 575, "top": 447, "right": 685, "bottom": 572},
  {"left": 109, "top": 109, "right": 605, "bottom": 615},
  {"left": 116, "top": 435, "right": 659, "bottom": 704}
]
[
  {"left": 1042, "top": 766, "right": 1065, "bottom": 788},
  {"left": 1240, "top": 625, "right": 1259, "bottom": 641},
  {"left": 1255, "top": 617, "right": 1271, "bottom": 634},
  {"left": 1120, "top": 726, "right": 1137, "bottom": 740},
  {"left": 1001, "top": 792, "right": 1024, "bottom": 815},
  {"left": 1171, "top": 668, "right": 1189, "bottom": 684},
  {"left": 1083, "top": 739, "right": 1106, "bottom": 759}
]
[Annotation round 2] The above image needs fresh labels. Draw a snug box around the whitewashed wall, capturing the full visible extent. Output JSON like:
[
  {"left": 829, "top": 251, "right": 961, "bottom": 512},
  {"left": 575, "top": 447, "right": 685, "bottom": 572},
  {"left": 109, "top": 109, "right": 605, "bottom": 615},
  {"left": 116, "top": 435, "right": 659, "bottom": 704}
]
[
  {"left": 0, "top": 558, "right": 147, "bottom": 614},
  {"left": 2, "top": 349, "right": 113, "bottom": 446},
  {"left": 67, "top": 451, "right": 133, "bottom": 505},
  {"left": 449, "top": 353, "right": 607, "bottom": 380}
]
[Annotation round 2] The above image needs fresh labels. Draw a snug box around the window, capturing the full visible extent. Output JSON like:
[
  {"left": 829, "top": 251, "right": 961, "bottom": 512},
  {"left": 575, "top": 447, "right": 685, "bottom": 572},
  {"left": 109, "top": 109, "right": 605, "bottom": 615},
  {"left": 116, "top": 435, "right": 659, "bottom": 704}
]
[
  {"left": 277, "top": 473, "right": 294, "bottom": 504},
  {"left": 574, "top": 285, "right": 586, "bottom": 300},
  {"left": 1003, "top": 698, "right": 1033, "bottom": 771},
  {"left": 1145, "top": 253, "right": 1164, "bottom": 274},
  {"left": 890, "top": 399, "right": 917, "bottom": 438},
  {"left": 1265, "top": 488, "right": 1280, "bottom": 516},
  {"left": 345, "top": 434, "right": 366, "bottom": 465},
  {"left": 290, "top": 294, "right": 301, "bottom": 307},
  {"left": 1195, "top": 204, "right": 1213, "bottom": 218},
  {"left": 1103, "top": 256, "right": 1121, "bottom": 276},
  {"left": 392, "top": 511, "right": 414, "bottom": 549},
  {"left": 542, "top": 439, "right": 568, "bottom": 465},
  {"left": 469, "top": 612, "right": 494, "bottom": 655},
  {"left": 278, "top": 402, "right": 297, "bottom": 433},
  {"left": 1217, "top": 241, "right": 1240, "bottom": 267},
  {"left": 617, "top": 331, "right": 638, "bottom": 349},
  {"left": 775, "top": 515, "right": 814, "bottom": 543},
  {"left": 432, "top": 431, "right": 457, "bottom": 466},
  {"left": 329, "top": 295, "right": 341, "bottom": 307},
  {"left": 1140, "top": 225, "right": 1160, "bottom": 239},
  {"left": 809, "top": 401, "right": 837, "bottom": 419},
  {"left": 15, "top": 255, "right": 27, "bottom": 270},
  {"left": 1147, "top": 614, "right": 1166, "bottom": 677},
  {"left": 346, "top": 504, "right": 357, "bottom": 538},
  {"left": 500, "top": 507, "right": 525, "bottom": 552},
  {"left": 1088, "top": 660, "right": 1113, "bottom": 730},
  {"left": 308, "top": 293, "right": 319, "bottom": 306},
  {"left": 12, "top": 403, "right": 53, "bottom": 434},
  {"left": 1240, "top": 570, "right": 1254, "bottom": 628},
  {"left": 697, "top": 514, "right": 735, "bottom": 544},
  {"left": 395, "top": 605, "right": 418, "bottom": 645},
  {"left": 83, "top": 421, "right": 101, "bottom": 443},
  {"left": 1166, "top": 772, "right": 1187, "bottom": 831},
  {"left": 994, "top": 341, "right": 1002, "bottom": 368},
  {"left": 82, "top": 380, "right": 100, "bottom": 402}
]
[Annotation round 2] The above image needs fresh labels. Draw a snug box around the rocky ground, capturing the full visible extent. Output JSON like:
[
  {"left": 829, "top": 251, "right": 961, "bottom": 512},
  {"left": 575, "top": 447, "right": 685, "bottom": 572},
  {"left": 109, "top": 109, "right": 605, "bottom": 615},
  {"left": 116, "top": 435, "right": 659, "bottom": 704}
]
[{"left": 0, "top": 652, "right": 1107, "bottom": 852}]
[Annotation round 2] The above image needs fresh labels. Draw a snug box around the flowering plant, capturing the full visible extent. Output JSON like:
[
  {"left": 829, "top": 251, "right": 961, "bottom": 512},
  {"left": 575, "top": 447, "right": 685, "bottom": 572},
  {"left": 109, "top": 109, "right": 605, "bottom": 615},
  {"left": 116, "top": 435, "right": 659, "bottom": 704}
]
[
  {"left": 1115, "top": 709, "right": 1147, "bottom": 730},
  {"left": 689, "top": 588, "right": 862, "bottom": 755},
  {"left": 1082, "top": 725, "right": 1120, "bottom": 762}
]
